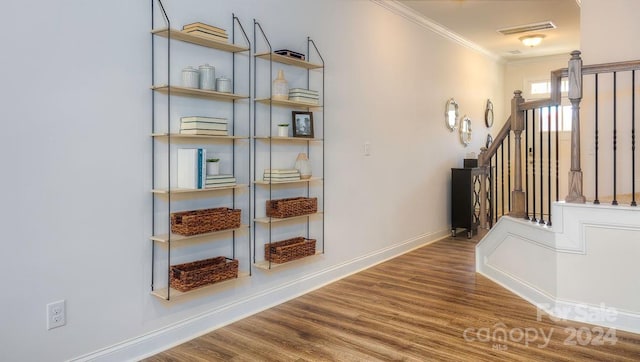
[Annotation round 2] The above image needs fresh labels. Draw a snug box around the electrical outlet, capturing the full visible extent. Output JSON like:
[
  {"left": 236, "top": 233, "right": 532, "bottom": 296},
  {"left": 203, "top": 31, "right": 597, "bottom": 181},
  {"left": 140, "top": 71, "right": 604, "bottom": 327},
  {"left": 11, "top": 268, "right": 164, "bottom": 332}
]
[{"left": 47, "top": 300, "right": 66, "bottom": 330}]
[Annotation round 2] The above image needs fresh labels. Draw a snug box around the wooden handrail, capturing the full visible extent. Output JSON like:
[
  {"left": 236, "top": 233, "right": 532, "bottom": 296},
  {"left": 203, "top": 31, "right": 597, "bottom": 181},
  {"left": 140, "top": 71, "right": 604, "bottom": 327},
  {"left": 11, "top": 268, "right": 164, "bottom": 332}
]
[
  {"left": 478, "top": 116, "right": 511, "bottom": 167},
  {"left": 582, "top": 59, "right": 640, "bottom": 75}
]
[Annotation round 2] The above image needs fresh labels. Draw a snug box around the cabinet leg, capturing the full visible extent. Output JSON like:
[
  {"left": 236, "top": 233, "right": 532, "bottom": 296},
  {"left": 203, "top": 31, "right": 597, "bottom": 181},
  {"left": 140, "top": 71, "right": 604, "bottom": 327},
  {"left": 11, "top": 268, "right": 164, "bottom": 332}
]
[
  {"left": 451, "top": 229, "right": 456, "bottom": 237},
  {"left": 467, "top": 230, "right": 473, "bottom": 239}
]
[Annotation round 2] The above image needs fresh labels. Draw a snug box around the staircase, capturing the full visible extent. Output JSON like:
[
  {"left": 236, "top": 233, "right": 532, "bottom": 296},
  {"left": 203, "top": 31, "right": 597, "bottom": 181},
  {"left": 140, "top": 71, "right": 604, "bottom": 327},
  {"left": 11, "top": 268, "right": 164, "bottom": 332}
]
[{"left": 475, "top": 51, "right": 640, "bottom": 334}]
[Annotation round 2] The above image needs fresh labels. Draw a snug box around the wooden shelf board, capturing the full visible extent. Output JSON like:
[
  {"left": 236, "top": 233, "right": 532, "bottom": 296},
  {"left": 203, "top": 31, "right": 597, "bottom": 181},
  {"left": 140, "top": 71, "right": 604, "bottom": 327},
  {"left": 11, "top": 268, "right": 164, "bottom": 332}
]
[
  {"left": 254, "top": 52, "right": 323, "bottom": 69},
  {"left": 254, "top": 212, "right": 323, "bottom": 224},
  {"left": 151, "top": 272, "right": 250, "bottom": 300},
  {"left": 253, "top": 251, "right": 323, "bottom": 270},
  {"left": 254, "top": 136, "right": 323, "bottom": 142},
  {"left": 152, "top": 85, "right": 248, "bottom": 101},
  {"left": 254, "top": 178, "right": 322, "bottom": 185},
  {"left": 151, "top": 224, "right": 249, "bottom": 243},
  {"left": 152, "top": 133, "right": 248, "bottom": 140},
  {"left": 255, "top": 98, "right": 322, "bottom": 110},
  {"left": 152, "top": 28, "right": 249, "bottom": 53},
  {"left": 152, "top": 184, "right": 248, "bottom": 195}
]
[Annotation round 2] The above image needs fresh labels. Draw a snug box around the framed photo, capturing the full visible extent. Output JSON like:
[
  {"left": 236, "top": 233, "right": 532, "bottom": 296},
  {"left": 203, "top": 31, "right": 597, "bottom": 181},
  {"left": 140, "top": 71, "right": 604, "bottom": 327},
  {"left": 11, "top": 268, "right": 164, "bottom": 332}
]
[{"left": 292, "top": 111, "right": 314, "bottom": 138}]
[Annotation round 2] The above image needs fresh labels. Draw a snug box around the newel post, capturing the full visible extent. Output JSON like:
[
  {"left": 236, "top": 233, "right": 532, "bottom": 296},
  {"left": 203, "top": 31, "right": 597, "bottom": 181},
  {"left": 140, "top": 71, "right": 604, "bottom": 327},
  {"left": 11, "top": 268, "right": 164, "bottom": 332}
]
[
  {"left": 510, "top": 90, "right": 526, "bottom": 218},
  {"left": 566, "top": 50, "right": 586, "bottom": 203}
]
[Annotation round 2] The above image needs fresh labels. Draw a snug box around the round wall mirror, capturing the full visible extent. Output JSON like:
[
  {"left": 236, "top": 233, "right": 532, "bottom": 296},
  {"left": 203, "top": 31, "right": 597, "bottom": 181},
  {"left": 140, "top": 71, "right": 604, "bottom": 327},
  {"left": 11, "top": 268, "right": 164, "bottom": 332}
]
[
  {"left": 484, "top": 99, "right": 494, "bottom": 128},
  {"left": 445, "top": 98, "right": 459, "bottom": 132},
  {"left": 486, "top": 133, "right": 493, "bottom": 148},
  {"left": 460, "top": 116, "right": 472, "bottom": 146}
]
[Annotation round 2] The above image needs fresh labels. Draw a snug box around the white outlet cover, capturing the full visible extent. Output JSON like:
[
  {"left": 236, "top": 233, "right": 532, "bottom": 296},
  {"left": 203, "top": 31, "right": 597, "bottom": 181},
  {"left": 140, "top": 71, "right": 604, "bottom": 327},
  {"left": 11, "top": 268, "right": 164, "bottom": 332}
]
[{"left": 47, "top": 300, "right": 66, "bottom": 330}]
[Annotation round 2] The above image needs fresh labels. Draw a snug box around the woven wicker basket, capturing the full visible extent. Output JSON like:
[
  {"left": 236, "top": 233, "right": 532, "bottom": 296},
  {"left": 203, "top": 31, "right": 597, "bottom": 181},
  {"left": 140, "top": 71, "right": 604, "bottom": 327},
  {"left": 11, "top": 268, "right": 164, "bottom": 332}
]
[
  {"left": 265, "top": 237, "right": 316, "bottom": 264},
  {"left": 170, "top": 256, "right": 239, "bottom": 292},
  {"left": 171, "top": 207, "right": 241, "bottom": 236},
  {"left": 266, "top": 197, "right": 317, "bottom": 218}
]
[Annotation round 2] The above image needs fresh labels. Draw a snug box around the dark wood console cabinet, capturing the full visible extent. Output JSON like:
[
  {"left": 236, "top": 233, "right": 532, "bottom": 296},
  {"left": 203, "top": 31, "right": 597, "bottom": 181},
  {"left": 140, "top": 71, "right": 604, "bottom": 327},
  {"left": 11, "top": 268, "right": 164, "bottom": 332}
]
[{"left": 451, "top": 167, "right": 484, "bottom": 238}]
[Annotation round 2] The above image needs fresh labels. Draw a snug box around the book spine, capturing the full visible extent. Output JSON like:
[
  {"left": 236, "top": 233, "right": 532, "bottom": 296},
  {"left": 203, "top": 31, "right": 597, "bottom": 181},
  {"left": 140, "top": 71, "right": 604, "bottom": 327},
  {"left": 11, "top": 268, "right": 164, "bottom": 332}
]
[{"left": 197, "top": 149, "right": 203, "bottom": 189}]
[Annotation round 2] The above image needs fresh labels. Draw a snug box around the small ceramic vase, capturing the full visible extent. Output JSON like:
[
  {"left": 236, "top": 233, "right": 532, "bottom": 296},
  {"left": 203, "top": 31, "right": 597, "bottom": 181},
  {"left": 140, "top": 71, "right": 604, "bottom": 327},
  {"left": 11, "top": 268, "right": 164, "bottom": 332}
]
[
  {"left": 294, "top": 153, "right": 311, "bottom": 179},
  {"left": 272, "top": 69, "right": 289, "bottom": 100}
]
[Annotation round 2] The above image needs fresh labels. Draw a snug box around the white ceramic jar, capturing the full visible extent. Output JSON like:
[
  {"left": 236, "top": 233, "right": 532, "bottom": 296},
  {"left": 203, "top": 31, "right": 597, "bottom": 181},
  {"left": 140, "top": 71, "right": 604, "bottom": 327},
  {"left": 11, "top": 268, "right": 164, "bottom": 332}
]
[
  {"left": 181, "top": 66, "right": 199, "bottom": 88},
  {"left": 198, "top": 64, "right": 215, "bottom": 90}
]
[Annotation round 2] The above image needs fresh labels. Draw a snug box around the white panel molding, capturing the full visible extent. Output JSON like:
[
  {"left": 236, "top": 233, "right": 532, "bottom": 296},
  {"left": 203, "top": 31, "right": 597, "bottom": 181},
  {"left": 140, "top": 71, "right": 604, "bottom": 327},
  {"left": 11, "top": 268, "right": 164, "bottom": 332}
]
[
  {"left": 70, "top": 229, "right": 449, "bottom": 362},
  {"left": 369, "top": 0, "right": 501, "bottom": 62},
  {"left": 477, "top": 208, "right": 640, "bottom": 334},
  {"left": 552, "top": 201, "right": 640, "bottom": 253}
]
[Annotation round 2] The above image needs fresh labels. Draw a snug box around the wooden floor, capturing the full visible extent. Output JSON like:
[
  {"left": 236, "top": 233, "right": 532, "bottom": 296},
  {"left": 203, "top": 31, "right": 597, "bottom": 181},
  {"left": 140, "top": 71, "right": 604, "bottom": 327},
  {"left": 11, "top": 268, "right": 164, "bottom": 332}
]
[{"left": 145, "top": 234, "right": 640, "bottom": 361}]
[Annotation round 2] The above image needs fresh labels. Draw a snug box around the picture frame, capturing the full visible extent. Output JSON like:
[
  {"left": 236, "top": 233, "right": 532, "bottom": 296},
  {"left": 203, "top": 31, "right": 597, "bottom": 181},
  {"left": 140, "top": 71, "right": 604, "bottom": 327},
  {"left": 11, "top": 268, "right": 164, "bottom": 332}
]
[{"left": 292, "top": 111, "right": 314, "bottom": 138}]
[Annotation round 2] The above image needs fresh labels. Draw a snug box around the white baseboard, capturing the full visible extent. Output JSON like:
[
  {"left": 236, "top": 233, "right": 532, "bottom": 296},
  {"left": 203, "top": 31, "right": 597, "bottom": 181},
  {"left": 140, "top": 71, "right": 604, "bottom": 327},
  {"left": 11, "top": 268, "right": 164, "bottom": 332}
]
[{"left": 70, "top": 229, "right": 448, "bottom": 362}]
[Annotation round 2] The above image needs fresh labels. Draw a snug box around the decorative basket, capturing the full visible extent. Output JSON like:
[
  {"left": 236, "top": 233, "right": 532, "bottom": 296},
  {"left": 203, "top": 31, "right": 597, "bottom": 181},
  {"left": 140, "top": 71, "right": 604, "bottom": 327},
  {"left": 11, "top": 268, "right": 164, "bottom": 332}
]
[
  {"left": 170, "top": 207, "right": 241, "bottom": 236},
  {"left": 266, "top": 197, "right": 317, "bottom": 218},
  {"left": 265, "top": 237, "right": 316, "bottom": 264},
  {"left": 170, "top": 256, "right": 239, "bottom": 292}
]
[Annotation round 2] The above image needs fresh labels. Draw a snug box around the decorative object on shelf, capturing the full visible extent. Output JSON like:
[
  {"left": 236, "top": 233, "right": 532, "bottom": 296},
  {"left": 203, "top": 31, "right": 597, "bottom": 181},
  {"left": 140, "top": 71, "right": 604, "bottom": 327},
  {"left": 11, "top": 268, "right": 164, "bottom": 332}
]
[
  {"left": 265, "top": 237, "right": 316, "bottom": 264},
  {"left": 445, "top": 98, "right": 459, "bottom": 132},
  {"left": 263, "top": 169, "right": 301, "bottom": 182},
  {"left": 292, "top": 111, "right": 314, "bottom": 138},
  {"left": 182, "top": 66, "right": 199, "bottom": 88},
  {"left": 170, "top": 256, "right": 238, "bottom": 292},
  {"left": 288, "top": 88, "right": 319, "bottom": 105},
  {"left": 277, "top": 123, "right": 289, "bottom": 137},
  {"left": 206, "top": 158, "right": 220, "bottom": 175},
  {"left": 177, "top": 148, "right": 206, "bottom": 189},
  {"left": 486, "top": 134, "right": 493, "bottom": 148},
  {"left": 205, "top": 174, "right": 236, "bottom": 188},
  {"left": 272, "top": 69, "right": 289, "bottom": 100},
  {"left": 485, "top": 99, "right": 494, "bottom": 128},
  {"left": 463, "top": 154, "right": 478, "bottom": 168},
  {"left": 266, "top": 197, "right": 318, "bottom": 218},
  {"left": 198, "top": 64, "right": 215, "bottom": 90},
  {"left": 215, "top": 76, "right": 232, "bottom": 93},
  {"left": 182, "top": 22, "right": 229, "bottom": 43},
  {"left": 294, "top": 153, "right": 312, "bottom": 179},
  {"left": 460, "top": 115, "right": 472, "bottom": 146},
  {"left": 274, "top": 49, "right": 305, "bottom": 60},
  {"left": 180, "top": 116, "right": 228, "bottom": 136},
  {"left": 170, "top": 207, "right": 241, "bottom": 236}
]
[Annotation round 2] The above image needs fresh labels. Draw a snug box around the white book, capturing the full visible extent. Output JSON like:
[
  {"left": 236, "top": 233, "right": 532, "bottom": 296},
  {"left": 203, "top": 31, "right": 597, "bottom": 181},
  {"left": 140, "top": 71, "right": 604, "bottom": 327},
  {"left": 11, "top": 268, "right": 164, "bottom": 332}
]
[
  {"left": 205, "top": 182, "right": 237, "bottom": 188},
  {"left": 181, "top": 122, "right": 228, "bottom": 131},
  {"left": 179, "top": 129, "right": 228, "bottom": 136},
  {"left": 180, "top": 116, "right": 228, "bottom": 124},
  {"left": 288, "top": 96, "right": 319, "bottom": 105},
  {"left": 177, "top": 149, "right": 199, "bottom": 189}
]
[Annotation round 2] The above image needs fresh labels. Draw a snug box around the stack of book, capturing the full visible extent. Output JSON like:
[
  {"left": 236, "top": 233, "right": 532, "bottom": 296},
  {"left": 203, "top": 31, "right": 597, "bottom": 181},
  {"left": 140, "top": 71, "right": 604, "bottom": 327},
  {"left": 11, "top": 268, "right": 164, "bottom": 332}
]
[
  {"left": 180, "top": 116, "right": 228, "bottom": 136},
  {"left": 182, "top": 22, "right": 228, "bottom": 43},
  {"left": 263, "top": 169, "right": 301, "bottom": 182},
  {"left": 177, "top": 148, "right": 207, "bottom": 189},
  {"left": 288, "top": 88, "right": 319, "bottom": 105},
  {"left": 205, "top": 174, "right": 236, "bottom": 188}
]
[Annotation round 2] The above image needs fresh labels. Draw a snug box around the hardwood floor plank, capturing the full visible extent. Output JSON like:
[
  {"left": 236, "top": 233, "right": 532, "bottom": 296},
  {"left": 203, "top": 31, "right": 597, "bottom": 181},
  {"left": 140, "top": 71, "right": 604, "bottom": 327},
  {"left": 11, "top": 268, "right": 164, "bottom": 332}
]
[{"left": 145, "top": 236, "right": 640, "bottom": 361}]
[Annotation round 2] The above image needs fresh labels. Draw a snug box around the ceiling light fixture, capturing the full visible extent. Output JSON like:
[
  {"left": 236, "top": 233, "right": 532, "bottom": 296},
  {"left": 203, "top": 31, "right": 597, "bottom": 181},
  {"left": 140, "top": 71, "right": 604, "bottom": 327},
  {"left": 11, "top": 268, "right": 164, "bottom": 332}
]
[{"left": 520, "top": 35, "right": 545, "bottom": 47}]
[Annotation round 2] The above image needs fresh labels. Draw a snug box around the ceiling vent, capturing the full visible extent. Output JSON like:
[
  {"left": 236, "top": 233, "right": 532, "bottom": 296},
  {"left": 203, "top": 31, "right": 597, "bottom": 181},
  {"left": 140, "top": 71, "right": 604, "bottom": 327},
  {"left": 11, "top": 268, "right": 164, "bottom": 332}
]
[{"left": 497, "top": 21, "right": 556, "bottom": 35}]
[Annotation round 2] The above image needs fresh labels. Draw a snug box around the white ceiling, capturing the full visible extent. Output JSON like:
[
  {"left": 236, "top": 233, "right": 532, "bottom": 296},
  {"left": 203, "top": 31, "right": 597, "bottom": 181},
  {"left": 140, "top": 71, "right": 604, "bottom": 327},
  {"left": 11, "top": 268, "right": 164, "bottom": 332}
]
[{"left": 397, "top": 0, "right": 580, "bottom": 61}]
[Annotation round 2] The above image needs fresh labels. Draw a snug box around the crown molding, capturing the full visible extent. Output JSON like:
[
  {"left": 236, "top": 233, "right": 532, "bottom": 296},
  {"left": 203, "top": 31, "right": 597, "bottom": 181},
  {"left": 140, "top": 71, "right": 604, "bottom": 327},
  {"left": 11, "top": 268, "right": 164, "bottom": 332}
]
[{"left": 370, "top": 0, "right": 503, "bottom": 62}]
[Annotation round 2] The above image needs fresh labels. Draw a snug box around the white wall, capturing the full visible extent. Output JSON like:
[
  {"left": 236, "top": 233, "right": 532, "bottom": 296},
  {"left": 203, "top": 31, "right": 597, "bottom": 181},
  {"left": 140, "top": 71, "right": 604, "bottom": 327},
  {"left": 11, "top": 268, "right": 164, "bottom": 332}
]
[
  {"left": 579, "top": 0, "right": 640, "bottom": 201},
  {"left": 581, "top": 0, "right": 640, "bottom": 64},
  {"left": 0, "top": 1, "right": 503, "bottom": 360}
]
